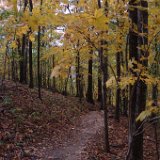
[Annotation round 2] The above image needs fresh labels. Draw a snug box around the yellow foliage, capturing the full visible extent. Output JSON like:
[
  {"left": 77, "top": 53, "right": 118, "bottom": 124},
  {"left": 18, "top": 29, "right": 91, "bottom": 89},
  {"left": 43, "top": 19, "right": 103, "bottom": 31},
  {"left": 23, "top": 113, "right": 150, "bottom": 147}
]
[
  {"left": 10, "top": 41, "right": 17, "bottom": 49},
  {"left": 29, "top": 33, "right": 35, "bottom": 42},
  {"left": 137, "top": 100, "right": 160, "bottom": 122},
  {"left": 106, "top": 76, "right": 116, "bottom": 88},
  {"left": 16, "top": 25, "right": 29, "bottom": 37}
]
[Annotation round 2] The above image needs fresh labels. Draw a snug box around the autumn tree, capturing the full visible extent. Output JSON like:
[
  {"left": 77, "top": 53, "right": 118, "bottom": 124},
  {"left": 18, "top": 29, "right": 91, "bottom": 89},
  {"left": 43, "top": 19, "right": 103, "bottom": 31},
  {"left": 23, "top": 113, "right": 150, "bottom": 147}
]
[{"left": 126, "top": 0, "right": 148, "bottom": 159}]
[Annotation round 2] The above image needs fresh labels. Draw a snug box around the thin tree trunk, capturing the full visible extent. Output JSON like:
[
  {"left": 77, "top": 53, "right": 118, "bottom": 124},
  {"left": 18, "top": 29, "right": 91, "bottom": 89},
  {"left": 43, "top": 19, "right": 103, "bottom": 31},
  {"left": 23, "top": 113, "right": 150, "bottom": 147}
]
[
  {"left": 19, "top": 35, "right": 26, "bottom": 83},
  {"left": 24, "top": 38, "right": 28, "bottom": 84},
  {"left": 19, "top": 0, "right": 29, "bottom": 83},
  {"left": 115, "top": 52, "right": 121, "bottom": 121},
  {"left": 8, "top": 60, "right": 11, "bottom": 80},
  {"left": 122, "top": 51, "right": 128, "bottom": 116},
  {"left": 79, "top": 73, "right": 84, "bottom": 102},
  {"left": 100, "top": 49, "right": 110, "bottom": 152},
  {"left": 11, "top": 54, "right": 15, "bottom": 81},
  {"left": 37, "top": 0, "right": 43, "bottom": 99},
  {"left": 152, "top": 84, "right": 158, "bottom": 105},
  {"left": 29, "top": 37, "right": 33, "bottom": 88},
  {"left": 97, "top": 63, "right": 102, "bottom": 102},
  {"left": 29, "top": 0, "right": 34, "bottom": 88},
  {"left": 37, "top": 26, "right": 42, "bottom": 99},
  {"left": 76, "top": 50, "right": 80, "bottom": 97},
  {"left": 52, "top": 55, "right": 56, "bottom": 91},
  {"left": 2, "top": 44, "right": 8, "bottom": 86},
  {"left": 98, "top": 0, "right": 110, "bottom": 152},
  {"left": 86, "top": 51, "right": 94, "bottom": 104}
]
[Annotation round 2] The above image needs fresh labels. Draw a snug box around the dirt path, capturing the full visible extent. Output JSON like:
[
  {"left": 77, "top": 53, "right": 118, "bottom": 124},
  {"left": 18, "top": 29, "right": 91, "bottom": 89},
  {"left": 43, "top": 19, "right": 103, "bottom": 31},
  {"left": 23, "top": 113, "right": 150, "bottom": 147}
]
[{"left": 45, "top": 111, "right": 104, "bottom": 160}]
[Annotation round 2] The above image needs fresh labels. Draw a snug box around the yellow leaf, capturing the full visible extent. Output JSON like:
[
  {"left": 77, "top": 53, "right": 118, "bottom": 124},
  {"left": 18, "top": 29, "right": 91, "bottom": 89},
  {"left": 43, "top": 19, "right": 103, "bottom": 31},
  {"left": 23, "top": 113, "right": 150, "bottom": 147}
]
[
  {"left": 136, "top": 110, "right": 151, "bottom": 122},
  {"left": 29, "top": 33, "right": 35, "bottom": 42},
  {"left": 17, "top": 25, "right": 29, "bottom": 37},
  {"left": 10, "top": 41, "right": 17, "bottom": 49}
]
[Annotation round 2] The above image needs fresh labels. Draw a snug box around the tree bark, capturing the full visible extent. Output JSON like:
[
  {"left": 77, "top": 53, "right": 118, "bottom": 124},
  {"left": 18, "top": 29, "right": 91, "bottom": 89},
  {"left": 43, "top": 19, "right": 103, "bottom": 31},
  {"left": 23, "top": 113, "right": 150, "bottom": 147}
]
[
  {"left": 126, "top": 0, "right": 148, "bottom": 159},
  {"left": 86, "top": 51, "right": 94, "bottom": 104},
  {"left": 37, "top": 26, "right": 42, "bottom": 99},
  {"left": 97, "top": 62, "right": 102, "bottom": 103},
  {"left": 76, "top": 50, "right": 81, "bottom": 97},
  {"left": 19, "top": 35, "right": 26, "bottom": 83},
  {"left": 100, "top": 48, "right": 110, "bottom": 152},
  {"left": 98, "top": 0, "right": 110, "bottom": 152},
  {"left": 29, "top": 37, "right": 33, "bottom": 88},
  {"left": 115, "top": 52, "right": 121, "bottom": 121},
  {"left": 28, "top": 0, "right": 34, "bottom": 88}
]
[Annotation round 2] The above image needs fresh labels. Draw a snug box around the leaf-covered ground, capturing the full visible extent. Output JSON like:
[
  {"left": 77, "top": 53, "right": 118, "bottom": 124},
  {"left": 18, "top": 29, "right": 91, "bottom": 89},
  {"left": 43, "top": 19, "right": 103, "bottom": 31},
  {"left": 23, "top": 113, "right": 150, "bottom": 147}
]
[
  {"left": 45, "top": 111, "right": 104, "bottom": 160},
  {"left": 83, "top": 115, "right": 160, "bottom": 160},
  {"left": 0, "top": 80, "right": 159, "bottom": 160},
  {"left": 0, "top": 80, "right": 92, "bottom": 159}
]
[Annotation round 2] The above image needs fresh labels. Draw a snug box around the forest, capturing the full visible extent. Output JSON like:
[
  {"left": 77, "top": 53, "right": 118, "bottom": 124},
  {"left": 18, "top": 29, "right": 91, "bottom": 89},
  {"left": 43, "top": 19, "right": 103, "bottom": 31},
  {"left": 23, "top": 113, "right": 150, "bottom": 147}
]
[{"left": 0, "top": 0, "right": 160, "bottom": 159}]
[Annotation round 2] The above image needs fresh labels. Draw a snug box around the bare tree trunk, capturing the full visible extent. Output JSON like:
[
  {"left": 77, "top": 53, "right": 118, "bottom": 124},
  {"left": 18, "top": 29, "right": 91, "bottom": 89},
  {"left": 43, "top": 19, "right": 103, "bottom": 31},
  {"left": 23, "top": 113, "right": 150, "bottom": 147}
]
[
  {"left": 19, "top": 35, "right": 26, "bottom": 83},
  {"left": 29, "top": 0, "right": 34, "bottom": 88},
  {"left": 100, "top": 49, "right": 110, "bottom": 152},
  {"left": 76, "top": 50, "right": 80, "bottom": 97},
  {"left": 37, "top": 26, "right": 42, "bottom": 99},
  {"left": 24, "top": 38, "right": 28, "bottom": 84},
  {"left": 19, "top": 0, "right": 29, "bottom": 83},
  {"left": 29, "top": 37, "right": 33, "bottom": 88},
  {"left": 98, "top": 0, "right": 110, "bottom": 152},
  {"left": 37, "top": 0, "right": 43, "bottom": 99},
  {"left": 86, "top": 51, "right": 94, "bottom": 104},
  {"left": 97, "top": 60, "right": 102, "bottom": 103},
  {"left": 115, "top": 52, "right": 121, "bottom": 121},
  {"left": 122, "top": 51, "right": 128, "bottom": 116},
  {"left": 52, "top": 55, "right": 56, "bottom": 91}
]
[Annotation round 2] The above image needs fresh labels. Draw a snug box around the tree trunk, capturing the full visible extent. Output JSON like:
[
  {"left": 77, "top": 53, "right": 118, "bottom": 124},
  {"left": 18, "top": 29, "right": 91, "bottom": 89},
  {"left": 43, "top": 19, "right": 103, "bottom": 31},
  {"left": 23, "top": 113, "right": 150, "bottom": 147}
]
[
  {"left": 29, "top": 37, "right": 33, "bottom": 88},
  {"left": 86, "top": 51, "right": 94, "bottom": 104},
  {"left": 37, "top": 26, "right": 42, "bottom": 99},
  {"left": 52, "top": 55, "right": 56, "bottom": 91},
  {"left": 100, "top": 49, "right": 110, "bottom": 152},
  {"left": 29, "top": 0, "right": 34, "bottom": 88},
  {"left": 98, "top": 0, "right": 110, "bottom": 152},
  {"left": 152, "top": 84, "right": 158, "bottom": 106},
  {"left": 121, "top": 51, "right": 128, "bottom": 116},
  {"left": 24, "top": 39, "right": 28, "bottom": 83},
  {"left": 97, "top": 63, "right": 102, "bottom": 102},
  {"left": 76, "top": 50, "right": 80, "bottom": 97},
  {"left": 126, "top": 0, "right": 148, "bottom": 159},
  {"left": 19, "top": 0, "right": 29, "bottom": 83},
  {"left": 19, "top": 35, "right": 26, "bottom": 83},
  {"left": 115, "top": 52, "right": 121, "bottom": 121},
  {"left": 11, "top": 54, "right": 15, "bottom": 81}
]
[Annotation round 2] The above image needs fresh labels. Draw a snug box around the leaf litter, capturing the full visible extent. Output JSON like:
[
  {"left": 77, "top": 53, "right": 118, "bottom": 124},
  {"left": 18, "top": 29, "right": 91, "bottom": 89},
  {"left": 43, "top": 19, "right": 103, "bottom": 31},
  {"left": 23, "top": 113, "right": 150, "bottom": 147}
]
[{"left": 0, "top": 80, "right": 159, "bottom": 160}]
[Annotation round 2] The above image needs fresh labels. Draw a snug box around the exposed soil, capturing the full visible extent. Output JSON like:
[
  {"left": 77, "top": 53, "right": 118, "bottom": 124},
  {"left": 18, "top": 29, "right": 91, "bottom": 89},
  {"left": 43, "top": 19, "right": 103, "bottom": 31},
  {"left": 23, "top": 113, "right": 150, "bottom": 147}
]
[{"left": 45, "top": 111, "right": 104, "bottom": 160}]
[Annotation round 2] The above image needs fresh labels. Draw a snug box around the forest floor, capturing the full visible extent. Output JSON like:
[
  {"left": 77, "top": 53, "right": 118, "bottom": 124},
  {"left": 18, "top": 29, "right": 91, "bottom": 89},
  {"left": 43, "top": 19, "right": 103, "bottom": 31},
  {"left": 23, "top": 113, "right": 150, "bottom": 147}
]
[
  {"left": 84, "top": 117, "right": 159, "bottom": 160},
  {"left": 0, "top": 80, "right": 91, "bottom": 159},
  {"left": 0, "top": 80, "right": 159, "bottom": 160},
  {"left": 45, "top": 111, "right": 104, "bottom": 160}
]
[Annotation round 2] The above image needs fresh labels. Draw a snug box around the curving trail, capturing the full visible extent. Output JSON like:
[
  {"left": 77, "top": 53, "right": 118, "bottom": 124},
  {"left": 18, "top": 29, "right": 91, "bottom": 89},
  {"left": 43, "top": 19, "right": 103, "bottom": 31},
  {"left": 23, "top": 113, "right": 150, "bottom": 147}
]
[{"left": 46, "top": 111, "right": 104, "bottom": 160}]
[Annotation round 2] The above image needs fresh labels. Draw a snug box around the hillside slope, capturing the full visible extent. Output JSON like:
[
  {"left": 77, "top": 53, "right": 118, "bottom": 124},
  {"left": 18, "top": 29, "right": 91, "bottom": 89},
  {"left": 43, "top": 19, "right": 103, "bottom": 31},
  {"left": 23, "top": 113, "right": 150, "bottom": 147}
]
[{"left": 0, "top": 80, "right": 93, "bottom": 159}]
